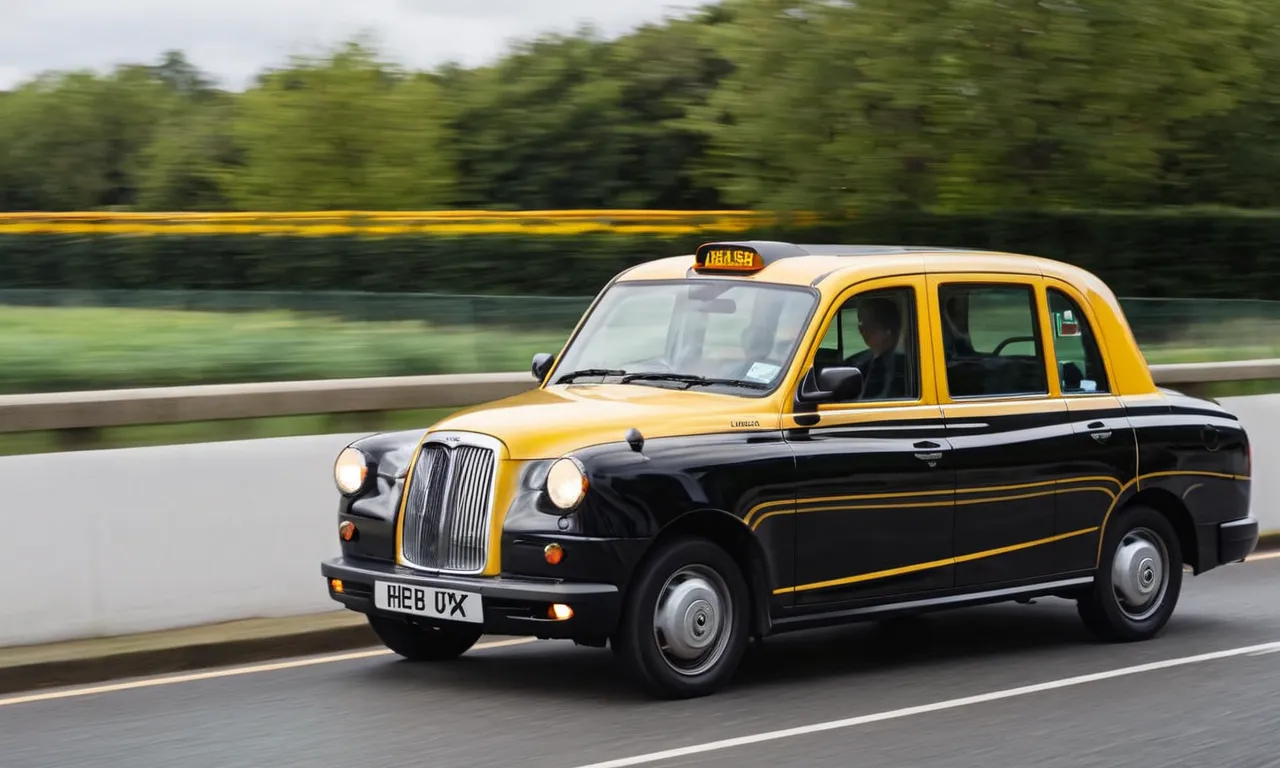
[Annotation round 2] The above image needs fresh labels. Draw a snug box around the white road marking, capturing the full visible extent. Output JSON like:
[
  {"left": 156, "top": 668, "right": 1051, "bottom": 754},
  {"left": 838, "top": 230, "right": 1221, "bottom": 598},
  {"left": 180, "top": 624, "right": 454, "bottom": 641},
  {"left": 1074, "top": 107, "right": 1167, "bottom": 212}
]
[
  {"left": 0, "top": 637, "right": 537, "bottom": 708},
  {"left": 568, "top": 640, "right": 1280, "bottom": 768},
  {"left": 1, "top": 548, "right": 1276, "bottom": 709}
]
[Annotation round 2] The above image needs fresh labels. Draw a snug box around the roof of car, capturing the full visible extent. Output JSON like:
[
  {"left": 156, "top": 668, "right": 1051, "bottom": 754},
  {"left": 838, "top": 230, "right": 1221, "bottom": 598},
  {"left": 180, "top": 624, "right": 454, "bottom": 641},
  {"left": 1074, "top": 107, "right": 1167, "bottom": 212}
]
[{"left": 615, "top": 240, "right": 1106, "bottom": 296}]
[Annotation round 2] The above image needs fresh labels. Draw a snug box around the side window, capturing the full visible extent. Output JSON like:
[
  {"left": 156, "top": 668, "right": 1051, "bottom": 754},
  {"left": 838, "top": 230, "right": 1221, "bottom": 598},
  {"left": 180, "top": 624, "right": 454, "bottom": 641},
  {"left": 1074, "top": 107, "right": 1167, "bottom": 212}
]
[
  {"left": 814, "top": 286, "right": 921, "bottom": 402},
  {"left": 938, "top": 283, "right": 1048, "bottom": 398},
  {"left": 1046, "top": 288, "right": 1110, "bottom": 394}
]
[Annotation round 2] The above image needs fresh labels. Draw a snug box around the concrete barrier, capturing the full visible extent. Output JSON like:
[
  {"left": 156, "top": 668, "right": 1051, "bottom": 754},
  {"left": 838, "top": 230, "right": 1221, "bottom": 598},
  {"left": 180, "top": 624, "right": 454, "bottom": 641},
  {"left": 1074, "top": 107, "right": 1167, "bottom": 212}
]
[{"left": 1, "top": 393, "right": 1276, "bottom": 649}]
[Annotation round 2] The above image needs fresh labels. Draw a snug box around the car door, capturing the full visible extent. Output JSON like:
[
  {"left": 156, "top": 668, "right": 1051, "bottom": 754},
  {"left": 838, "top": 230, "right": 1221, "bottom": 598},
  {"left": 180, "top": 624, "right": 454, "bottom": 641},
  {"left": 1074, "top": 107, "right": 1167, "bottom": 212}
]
[
  {"left": 772, "top": 275, "right": 957, "bottom": 609},
  {"left": 1041, "top": 278, "right": 1137, "bottom": 573},
  {"left": 928, "top": 273, "right": 1089, "bottom": 589}
]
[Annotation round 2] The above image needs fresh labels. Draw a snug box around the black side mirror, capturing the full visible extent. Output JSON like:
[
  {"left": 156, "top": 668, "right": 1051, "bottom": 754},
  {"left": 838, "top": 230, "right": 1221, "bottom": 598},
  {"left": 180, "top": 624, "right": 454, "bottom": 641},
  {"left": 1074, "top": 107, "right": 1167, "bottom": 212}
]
[
  {"left": 531, "top": 352, "right": 555, "bottom": 382},
  {"left": 798, "top": 365, "right": 863, "bottom": 403}
]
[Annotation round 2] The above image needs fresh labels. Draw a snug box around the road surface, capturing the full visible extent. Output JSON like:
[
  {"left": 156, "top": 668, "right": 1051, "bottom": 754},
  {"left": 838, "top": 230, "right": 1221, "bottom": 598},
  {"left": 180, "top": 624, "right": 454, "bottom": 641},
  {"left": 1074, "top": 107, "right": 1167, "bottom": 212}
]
[{"left": 4, "top": 555, "right": 1280, "bottom": 768}]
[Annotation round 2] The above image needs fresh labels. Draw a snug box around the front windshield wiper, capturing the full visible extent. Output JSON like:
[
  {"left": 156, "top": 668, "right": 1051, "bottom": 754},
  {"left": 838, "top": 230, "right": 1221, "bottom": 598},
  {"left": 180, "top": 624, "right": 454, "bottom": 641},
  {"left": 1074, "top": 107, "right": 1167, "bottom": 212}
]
[
  {"left": 555, "top": 368, "right": 627, "bottom": 384},
  {"left": 620, "top": 372, "right": 770, "bottom": 390}
]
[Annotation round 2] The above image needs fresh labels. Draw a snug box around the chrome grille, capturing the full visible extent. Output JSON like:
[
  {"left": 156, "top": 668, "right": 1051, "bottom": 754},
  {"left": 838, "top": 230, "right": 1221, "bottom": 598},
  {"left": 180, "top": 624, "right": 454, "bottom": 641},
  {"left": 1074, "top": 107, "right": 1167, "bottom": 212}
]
[{"left": 400, "top": 436, "right": 496, "bottom": 573}]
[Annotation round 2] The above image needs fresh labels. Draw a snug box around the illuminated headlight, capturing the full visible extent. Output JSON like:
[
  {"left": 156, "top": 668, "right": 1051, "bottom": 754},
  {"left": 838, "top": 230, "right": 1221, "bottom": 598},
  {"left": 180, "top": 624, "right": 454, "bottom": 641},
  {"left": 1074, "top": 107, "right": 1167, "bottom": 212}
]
[
  {"left": 334, "top": 447, "right": 370, "bottom": 495},
  {"left": 546, "top": 457, "right": 587, "bottom": 510}
]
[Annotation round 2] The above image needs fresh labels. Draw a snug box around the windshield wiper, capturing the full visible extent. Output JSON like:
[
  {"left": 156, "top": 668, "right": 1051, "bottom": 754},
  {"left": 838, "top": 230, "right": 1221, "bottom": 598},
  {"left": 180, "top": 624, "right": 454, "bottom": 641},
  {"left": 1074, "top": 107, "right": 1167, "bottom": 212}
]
[
  {"left": 620, "top": 372, "right": 770, "bottom": 390},
  {"left": 555, "top": 368, "right": 627, "bottom": 384}
]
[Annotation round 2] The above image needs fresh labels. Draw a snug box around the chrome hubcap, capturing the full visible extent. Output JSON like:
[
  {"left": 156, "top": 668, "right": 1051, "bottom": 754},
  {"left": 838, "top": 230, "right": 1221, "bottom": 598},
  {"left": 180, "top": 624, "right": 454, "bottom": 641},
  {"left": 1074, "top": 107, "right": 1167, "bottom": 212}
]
[
  {"left": 653, "top": 565, "right": 732, "bottom": 676},
  {"left": 1111, "top": 527, "right": 1168, "bottom": 620}
]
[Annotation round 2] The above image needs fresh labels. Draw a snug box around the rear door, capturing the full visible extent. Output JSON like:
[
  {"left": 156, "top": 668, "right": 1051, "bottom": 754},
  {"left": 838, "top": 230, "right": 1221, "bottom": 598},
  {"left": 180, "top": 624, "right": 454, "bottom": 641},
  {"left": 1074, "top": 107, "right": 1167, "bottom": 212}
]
[{"left": 927, "top": 273, "right": 1085, "bottom": 588}]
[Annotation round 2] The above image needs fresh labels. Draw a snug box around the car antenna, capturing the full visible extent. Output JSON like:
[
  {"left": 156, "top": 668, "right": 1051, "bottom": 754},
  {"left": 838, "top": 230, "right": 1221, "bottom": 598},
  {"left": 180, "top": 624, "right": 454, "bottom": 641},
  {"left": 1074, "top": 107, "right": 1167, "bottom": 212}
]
[{"left": 625, "top": 428, "right": 645, "bottom": 453}]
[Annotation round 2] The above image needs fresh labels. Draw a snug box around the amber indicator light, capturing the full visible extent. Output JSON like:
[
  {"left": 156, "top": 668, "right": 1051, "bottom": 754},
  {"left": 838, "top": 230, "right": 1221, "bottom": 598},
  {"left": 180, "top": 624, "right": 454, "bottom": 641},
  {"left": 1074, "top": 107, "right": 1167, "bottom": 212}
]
[
  {"left": 330, "top": 579, "right": 344, "bottom": 593},
  {"left": 549, "top": 603, "right": 574, "bottom": 621},
  {"left": 544, "top": 542, "right": 564, "bottom": 565},
  {"left": 339, "top": 521, "right": 357, "bottom": 541}
]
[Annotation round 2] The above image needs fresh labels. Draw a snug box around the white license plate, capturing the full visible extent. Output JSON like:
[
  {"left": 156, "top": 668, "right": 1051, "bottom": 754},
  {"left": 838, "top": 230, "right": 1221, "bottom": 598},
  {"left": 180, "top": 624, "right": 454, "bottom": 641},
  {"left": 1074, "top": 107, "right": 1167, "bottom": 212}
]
[{"left": 373, "top": 581, "right": 482, "bottom": 624}]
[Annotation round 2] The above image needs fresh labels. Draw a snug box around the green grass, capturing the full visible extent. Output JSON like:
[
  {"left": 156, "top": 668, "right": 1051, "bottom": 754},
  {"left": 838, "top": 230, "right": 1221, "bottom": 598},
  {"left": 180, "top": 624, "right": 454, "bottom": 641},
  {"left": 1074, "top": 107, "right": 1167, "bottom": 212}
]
[
  {"left": 1, "top": 300, "right": 1278, "bottom": 456},
  {"left": 0, "top": 305, "right": 569, "bottom": 394}
]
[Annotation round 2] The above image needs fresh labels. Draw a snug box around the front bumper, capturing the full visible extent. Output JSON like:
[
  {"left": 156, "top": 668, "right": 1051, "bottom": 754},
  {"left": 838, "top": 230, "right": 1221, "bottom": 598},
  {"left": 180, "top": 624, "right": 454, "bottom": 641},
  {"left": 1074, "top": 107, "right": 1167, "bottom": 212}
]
[
  {"left": 320, "top": 557, "right": 622, "bottom": 640},
  {"left": 1218, "top": 516, "right": 1260, "bottom": 564}
]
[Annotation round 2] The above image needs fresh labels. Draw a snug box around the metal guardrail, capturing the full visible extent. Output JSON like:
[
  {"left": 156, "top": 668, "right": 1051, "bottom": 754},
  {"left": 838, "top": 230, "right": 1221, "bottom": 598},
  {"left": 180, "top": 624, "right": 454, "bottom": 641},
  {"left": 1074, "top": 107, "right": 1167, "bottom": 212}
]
[{"left": 1, "top": 359, "right": 1278, "bottom": 436}]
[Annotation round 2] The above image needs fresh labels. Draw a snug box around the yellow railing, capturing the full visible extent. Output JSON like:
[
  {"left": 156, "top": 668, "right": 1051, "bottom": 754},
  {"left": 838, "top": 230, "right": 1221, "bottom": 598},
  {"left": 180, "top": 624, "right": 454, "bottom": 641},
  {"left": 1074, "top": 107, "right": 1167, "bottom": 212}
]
[{"left": 0, "top": 210, "right": 818, "bottom": 236}]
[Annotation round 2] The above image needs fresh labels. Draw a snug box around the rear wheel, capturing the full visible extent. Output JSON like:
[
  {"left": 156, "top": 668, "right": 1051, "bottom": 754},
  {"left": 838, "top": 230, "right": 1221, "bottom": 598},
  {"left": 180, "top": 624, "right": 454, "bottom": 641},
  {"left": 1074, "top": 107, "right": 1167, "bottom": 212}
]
[
  {"left": 367, "top": 615, "right": 483, "bottom": 661},
  {"left": 611, "top": 536, "right": 751, "bottom": 699},
  {"left": 1078, "top": 504, "right": 1183, "bottom": 642}
]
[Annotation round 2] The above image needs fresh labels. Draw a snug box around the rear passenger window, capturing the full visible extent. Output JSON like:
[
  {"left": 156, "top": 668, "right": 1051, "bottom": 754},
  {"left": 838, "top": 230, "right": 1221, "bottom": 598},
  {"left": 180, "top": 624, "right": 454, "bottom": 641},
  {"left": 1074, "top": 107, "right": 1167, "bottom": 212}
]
[
  {"left": 938, "top": 284, "right": 1049, "bottom": 398},
  {"left": 1046, "top": 288, "right": 1110, "bottom": 394}
]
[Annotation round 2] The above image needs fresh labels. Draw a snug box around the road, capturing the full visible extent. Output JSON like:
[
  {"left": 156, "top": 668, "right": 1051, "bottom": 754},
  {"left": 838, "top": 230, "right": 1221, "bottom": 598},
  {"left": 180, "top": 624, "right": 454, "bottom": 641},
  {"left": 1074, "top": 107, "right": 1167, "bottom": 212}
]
[{"left": 3, "top": 555, "right": 1279, "bottom": 768}]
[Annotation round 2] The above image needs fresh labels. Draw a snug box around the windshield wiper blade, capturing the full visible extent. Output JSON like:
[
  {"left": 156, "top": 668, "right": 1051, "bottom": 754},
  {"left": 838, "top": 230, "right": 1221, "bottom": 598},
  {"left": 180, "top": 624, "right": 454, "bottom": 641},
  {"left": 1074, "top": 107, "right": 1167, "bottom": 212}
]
[
  {"left": 555, "top": 368, "right": 626, "bottom": 384},
  {"left": 620, "top": 372, "right": 769, "bottom": 390}
]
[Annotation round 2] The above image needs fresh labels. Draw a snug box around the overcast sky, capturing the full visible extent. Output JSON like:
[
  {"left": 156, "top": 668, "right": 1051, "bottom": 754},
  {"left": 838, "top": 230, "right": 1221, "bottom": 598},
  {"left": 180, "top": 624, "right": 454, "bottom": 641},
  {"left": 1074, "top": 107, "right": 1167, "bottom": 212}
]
[{"left": 0, "top": 0, "right": 703, "bottom": 90}]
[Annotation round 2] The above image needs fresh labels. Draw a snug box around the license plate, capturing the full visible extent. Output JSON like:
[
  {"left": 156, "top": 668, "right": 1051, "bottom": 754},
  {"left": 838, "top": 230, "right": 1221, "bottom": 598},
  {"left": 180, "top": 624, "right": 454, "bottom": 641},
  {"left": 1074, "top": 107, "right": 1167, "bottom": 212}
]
[{"left": 373, "top": 581, "right": 482, "bottom": 624}]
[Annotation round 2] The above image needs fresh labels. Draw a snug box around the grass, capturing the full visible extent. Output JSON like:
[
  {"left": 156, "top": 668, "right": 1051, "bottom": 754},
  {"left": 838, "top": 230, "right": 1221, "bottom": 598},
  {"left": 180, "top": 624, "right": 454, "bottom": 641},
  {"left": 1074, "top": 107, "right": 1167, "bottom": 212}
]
[
  {"left": 0, "top": 304, "right": 571, "bottom": 394},
  {"left": 0, "top": 300, "right": 1278, "bottom": 456}
]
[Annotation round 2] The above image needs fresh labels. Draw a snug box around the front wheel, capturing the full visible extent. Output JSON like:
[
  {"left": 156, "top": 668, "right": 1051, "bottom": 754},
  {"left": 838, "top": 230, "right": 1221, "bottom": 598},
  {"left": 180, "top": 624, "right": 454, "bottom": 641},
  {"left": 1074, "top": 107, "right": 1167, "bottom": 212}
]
[
  {"left": 1078, "top": 504, "right": 1183, "bottom": 642},
  {"left": 367, "top": 615, "right": 483, "bottom": 661},
  {"left": 611, "top": 537, "right": 751, "bottom": 699}
]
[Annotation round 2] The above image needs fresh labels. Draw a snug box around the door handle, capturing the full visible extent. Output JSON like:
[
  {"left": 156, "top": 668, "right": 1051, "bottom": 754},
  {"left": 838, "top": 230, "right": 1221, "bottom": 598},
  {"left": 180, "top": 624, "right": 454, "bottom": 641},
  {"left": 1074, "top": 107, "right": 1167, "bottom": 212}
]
[
  {"left": 914, "top": 452, "right": 942, "bottom": 465},
  {"left": 913, "top": 440, "right": 941, "bottom": 449},
  {"left": 1085, "top": 421, "right": 1112, "bottom": 442}
]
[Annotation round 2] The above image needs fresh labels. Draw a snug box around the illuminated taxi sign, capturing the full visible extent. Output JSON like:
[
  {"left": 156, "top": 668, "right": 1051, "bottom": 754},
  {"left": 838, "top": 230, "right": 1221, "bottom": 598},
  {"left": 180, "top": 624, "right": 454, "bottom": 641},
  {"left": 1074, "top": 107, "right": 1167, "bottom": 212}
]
[{"left": 694, "top": 243, "right": 764, "bottom": 272}]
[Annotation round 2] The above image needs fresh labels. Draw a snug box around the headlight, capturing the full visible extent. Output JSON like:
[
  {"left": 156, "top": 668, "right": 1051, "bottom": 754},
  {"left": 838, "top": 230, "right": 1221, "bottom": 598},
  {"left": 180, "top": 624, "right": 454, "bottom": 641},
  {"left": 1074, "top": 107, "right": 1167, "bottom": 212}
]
[
  {"left": 334, "top": 447, "right": 370, "bottom": 495},
  {"left": 545, "top": 457, "right": 587, "bottom": 510}
]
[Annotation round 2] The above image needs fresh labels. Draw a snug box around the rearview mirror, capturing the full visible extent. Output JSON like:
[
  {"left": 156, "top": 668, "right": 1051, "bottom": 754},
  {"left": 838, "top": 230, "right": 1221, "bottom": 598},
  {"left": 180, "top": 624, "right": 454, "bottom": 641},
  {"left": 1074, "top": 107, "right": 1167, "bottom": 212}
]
[
  {"left": 798, "top": 365, "right": 863, "bottom": 402},
  {"left": 531, "top": 352, "right": 555, "bottom": 382}
]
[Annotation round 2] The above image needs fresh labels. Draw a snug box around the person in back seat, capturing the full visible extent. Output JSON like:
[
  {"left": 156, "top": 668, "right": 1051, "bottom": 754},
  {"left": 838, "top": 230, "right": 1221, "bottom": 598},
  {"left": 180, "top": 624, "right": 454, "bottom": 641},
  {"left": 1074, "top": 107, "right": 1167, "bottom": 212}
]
[{"left": 846, "top": 297, "right": 906, "bottom": 400}]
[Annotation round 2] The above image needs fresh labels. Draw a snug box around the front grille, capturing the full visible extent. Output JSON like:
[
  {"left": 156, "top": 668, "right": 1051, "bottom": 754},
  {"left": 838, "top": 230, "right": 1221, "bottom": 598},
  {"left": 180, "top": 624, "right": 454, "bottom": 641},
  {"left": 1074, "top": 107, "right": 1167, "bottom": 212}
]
[{"left": 400, "top": 438, "right": 496, "bottom": 573}]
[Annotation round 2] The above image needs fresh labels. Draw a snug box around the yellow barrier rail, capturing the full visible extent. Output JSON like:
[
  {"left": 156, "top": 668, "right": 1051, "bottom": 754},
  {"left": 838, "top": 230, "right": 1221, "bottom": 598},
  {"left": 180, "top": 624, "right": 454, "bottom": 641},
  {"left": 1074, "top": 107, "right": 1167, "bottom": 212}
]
[{"left": 0, "top": 209, "right": 819, "bottom": 236}]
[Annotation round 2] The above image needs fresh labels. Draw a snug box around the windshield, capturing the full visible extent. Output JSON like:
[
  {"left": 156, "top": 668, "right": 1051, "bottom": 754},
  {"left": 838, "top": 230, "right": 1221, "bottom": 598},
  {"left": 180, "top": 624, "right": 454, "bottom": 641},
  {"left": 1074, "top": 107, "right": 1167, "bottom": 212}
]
[{"left": 549, "top": 280, "right": 818, "bottom": 394}]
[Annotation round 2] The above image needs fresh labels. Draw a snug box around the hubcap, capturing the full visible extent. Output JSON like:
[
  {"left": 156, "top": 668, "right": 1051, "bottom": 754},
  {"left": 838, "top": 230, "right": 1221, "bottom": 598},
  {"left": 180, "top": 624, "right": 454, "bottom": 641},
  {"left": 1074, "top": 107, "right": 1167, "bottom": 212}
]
[
  {"left": 653, "top": 564, "right": 732, "bottom": 676},
  {"left": 1111, "top": 527, "right": 1169, "bottom": 620}
]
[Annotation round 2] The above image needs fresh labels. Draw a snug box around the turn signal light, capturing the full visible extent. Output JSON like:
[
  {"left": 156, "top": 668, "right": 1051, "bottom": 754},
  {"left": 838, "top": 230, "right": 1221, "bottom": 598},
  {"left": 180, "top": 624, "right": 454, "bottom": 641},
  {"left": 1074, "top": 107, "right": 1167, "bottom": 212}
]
[
  {"left": 339, "top": 521, "right": 357, "bottom": 541},
  {"left": 549, "top": 603, "right": 573, "bottom": 621},
  {"left": 330, "top": 579, "right": 344, "bottom": 593},
  {"left": 544, "top": 542, "right": 564, "bottom": 565}
]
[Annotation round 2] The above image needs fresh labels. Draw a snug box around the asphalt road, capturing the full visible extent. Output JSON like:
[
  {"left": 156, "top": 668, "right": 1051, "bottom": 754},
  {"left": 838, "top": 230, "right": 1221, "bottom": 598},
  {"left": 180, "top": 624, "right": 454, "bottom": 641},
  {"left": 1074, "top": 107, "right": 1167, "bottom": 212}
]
[{"left": 4, "top": 556, "right": 1280, "bottom": 768}]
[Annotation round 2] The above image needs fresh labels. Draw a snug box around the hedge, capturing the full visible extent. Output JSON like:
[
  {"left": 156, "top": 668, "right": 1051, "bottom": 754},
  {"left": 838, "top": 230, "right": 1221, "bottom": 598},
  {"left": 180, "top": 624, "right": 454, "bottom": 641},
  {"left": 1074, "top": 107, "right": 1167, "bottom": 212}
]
[{"left": 2, "top": 210, "right": 1279, "bottom": 299}]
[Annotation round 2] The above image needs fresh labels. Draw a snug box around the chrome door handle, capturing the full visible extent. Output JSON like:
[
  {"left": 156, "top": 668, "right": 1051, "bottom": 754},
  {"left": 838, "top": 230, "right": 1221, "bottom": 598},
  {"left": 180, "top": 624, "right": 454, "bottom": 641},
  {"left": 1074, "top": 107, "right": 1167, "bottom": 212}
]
[
  {"left": 1086, "top": 421, "right": 1112, "bottom": 442},
  {"left": 914, "top": 452, "right": 942, "bottom": 464}
]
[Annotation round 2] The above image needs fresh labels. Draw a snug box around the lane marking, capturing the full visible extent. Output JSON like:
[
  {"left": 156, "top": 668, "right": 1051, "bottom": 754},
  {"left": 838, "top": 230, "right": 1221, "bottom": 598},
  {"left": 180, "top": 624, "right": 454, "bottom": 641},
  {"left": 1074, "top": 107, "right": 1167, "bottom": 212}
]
[
  {"left": 1, "top": 549, "right": 1275, "bottom": 708},
  {"left": 0, "top": 637, "right": 537, "bottom": 708},
  {"left": 569, "top": 640, "right": 1280, "bottom": 768}
]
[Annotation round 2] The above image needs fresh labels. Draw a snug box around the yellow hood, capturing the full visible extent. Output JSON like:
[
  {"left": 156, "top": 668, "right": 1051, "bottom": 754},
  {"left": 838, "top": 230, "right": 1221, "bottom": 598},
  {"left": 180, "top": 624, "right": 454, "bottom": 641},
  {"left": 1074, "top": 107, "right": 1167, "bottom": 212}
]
[{"left": 428, "top": 383, "right": 782, "bottom": 459}]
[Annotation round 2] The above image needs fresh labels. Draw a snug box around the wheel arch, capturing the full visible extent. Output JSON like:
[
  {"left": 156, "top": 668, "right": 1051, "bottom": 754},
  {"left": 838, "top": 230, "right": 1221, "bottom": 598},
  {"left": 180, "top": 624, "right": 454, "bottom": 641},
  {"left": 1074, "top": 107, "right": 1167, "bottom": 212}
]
[
  {"left": 627, "top": 508, "right": 776, "bottom": 639},
  {"left": 1115, "top": 488, "right": 1200, "bottom": 573}
]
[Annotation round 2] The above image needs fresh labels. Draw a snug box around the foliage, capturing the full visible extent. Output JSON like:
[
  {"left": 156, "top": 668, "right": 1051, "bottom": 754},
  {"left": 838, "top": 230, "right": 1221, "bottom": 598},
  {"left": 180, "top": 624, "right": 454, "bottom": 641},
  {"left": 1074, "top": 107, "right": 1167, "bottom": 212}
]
[
  {"left": 3, "top": 1, "right": 1280, "bottom": 214},
  {"left": 4, "top": 208, "right": 1280, "bottom": 299}
]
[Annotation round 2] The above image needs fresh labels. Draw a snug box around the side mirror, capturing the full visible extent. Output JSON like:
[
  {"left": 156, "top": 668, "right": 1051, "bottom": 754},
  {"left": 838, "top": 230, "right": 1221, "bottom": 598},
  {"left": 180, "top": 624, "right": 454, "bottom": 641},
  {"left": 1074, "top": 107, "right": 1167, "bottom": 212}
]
[
  {"left": 798, "top": 365, "right": 863, "bottom": 403},
  {"left": 531, "top": 352, "right": 555, "bottom": 382}
]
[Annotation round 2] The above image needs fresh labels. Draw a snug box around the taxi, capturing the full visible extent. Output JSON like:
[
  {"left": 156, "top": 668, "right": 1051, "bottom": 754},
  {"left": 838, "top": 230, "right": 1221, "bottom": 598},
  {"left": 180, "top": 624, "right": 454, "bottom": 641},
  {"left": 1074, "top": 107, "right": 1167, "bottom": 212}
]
[{"left": 320, "top": 241, "right": 1257, "bottom": 699}]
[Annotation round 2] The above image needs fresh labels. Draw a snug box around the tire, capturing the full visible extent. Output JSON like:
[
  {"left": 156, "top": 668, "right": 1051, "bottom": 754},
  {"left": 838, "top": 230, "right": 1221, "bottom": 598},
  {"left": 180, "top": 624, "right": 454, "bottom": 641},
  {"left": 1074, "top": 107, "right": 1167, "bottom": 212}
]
[
  {"left": 1078, "top": 504, "right": 1183, "bottom": 642},
  {"left": 611, "top": 536, "right": 751, "bottom": 699},
  {"left": 367, "top": 615, "right": 483, "bottom": 661}
]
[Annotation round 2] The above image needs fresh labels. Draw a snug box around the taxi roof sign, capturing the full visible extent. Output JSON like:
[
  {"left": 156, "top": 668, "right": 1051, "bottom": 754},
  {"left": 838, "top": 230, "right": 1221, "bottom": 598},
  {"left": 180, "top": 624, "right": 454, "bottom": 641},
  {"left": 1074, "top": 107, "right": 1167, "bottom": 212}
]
[{"left": 693, "top": 242, "right": 765, "bottom": 273}]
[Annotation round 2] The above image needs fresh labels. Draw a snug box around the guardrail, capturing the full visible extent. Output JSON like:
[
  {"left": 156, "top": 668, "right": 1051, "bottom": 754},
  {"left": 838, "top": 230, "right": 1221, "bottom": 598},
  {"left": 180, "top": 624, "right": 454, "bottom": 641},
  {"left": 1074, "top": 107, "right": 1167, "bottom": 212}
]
[{"left": 2, "top": 359, "right": 1279, "bottom": 436}]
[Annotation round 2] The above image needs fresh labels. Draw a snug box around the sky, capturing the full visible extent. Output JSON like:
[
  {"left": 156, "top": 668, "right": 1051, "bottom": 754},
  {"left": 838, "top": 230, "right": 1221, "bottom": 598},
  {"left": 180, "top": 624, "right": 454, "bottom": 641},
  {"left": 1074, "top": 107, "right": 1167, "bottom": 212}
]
[{"left": 0, "top": 0, "right": 703, "bottom": 90}]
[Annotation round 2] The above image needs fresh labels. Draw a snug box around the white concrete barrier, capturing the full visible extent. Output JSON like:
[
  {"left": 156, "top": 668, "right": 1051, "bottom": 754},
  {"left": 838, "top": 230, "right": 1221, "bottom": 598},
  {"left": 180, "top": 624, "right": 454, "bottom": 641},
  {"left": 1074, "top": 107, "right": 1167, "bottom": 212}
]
[{"left": 2, "top": 397, "right": 1276, "bottom": 648}]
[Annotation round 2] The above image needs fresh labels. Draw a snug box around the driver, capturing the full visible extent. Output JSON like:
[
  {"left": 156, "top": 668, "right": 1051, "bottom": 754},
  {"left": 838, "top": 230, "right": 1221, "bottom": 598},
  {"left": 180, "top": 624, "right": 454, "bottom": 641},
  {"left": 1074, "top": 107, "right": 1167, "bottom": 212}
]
[{"left": 845, "top": 296, "right": 906, "bottom": 400}]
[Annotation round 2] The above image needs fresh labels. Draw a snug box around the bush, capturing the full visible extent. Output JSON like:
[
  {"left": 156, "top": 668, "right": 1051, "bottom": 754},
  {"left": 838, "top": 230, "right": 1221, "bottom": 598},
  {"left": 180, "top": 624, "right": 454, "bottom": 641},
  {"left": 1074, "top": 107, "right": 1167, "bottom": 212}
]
[{"left": 2, "top": 209, "right": 1280, "bottom": 299}]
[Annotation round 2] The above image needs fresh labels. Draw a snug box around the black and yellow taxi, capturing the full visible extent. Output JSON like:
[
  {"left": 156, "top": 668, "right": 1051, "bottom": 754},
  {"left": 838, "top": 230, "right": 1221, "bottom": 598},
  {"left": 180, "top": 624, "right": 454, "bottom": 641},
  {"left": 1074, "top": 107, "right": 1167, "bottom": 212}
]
[{"left": 321, "top": 241, "right": 1257, "bottom": 699}]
